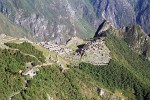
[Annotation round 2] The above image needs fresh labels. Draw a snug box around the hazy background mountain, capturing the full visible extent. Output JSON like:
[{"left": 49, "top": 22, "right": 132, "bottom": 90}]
[
  {"left": 0, "top": 0, "right": 149, "bottom": 42},
  {"left": 0, "top": 0, "right": 96, "bottom": 43},
  {"left": 90, "top": 0, "right": 150, "bottom": 34}
]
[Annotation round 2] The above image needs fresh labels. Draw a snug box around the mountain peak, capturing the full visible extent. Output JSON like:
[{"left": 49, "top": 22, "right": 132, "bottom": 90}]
[{"left": 94, "top": 20, "right": 113, "bottom": 38}]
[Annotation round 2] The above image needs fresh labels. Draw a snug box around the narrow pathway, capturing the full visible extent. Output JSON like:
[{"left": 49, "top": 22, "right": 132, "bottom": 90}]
[
  {"left": 9, "top": 83, "right": 28, "bottom": 100},
  {"left": 9, "top": 91, "right": 20, "bottom": 100}
]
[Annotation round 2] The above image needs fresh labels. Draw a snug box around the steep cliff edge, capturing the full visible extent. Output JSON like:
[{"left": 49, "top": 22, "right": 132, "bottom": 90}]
[
  {"left": 89, "top": 0, "right": 150, "bottom": 35},
  {"left": 123, "top": 25, "right": 150, "bottom": 60},
  {"left": 0, "top": 21, "right": 150, "bottom": 100},
  {"left": 0, "top": 0, "right": 149, "bottom": 43},
  {"left": 94, "top": 20, "right": 150, "bottom": 61},
  {"left": 0, "top": 0, "right": 96, "bottom": 43}
]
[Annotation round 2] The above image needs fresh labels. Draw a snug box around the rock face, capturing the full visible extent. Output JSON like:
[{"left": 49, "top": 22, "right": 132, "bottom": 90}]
[
  {"left": 123, "top": 25, "right": 150, "bottom": 60},
  {"left": 136, "top": 0, "right": 150, "bottom": 35},
  {"left": 95, "top": 20, "right": 150, "bottom": 61},
  {"left": 94, "top": 20, "right": 113, "bottom": 37},
  {"left": 96, "top": 87, "right": 124, "bottom": 100},
  {"left": 0, "top": 0, "right": 96, "bottom": 43},
  {"left": 89, "top": 0, "right": 136, "bottom": 27},
  {"left": 77, "top": 38, "right": 111, "bottom": 65},
  {"left": 0, "top": 0, "right": 149, "bottom": 43},
  {"left": 89, "top": 0, "right": 150, "bottom": 35}
]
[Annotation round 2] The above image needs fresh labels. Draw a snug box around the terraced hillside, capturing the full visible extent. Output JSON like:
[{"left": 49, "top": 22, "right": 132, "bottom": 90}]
[
  {"left": 0, "top": 35, "right": 122, "bottom": 100},
  {"left": 0, "top": 21, "right": 150, "bottom": 100}
]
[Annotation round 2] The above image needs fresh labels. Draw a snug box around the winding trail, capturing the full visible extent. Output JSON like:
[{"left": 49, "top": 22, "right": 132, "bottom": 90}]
[
  {"left": 9, "top": 91, "right": 20, "bottom": 100},
  {"left": 9, "top": 84, "right": 27, "bottom": 100}
]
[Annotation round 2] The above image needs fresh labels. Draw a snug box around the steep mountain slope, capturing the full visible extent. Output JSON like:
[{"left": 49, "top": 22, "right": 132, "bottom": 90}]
[
  {"left": 0, "top": 0, "right": 96, "bottom": 43},
  {"left": 123, "top": 25, "right": 150, "bottom": 60},
  {"left": 136, "top": 0, "right": 150, "bottom": 35},
  {"left": 0, "top": 13, "right": 32, "bottom": 39},
  {"left": 0, "top": 0, "right": 149, "bottom": 43},
  {"left": 0, "top": 21, "right": 150, "bottom": 100},
  {"left": 94, "top": 20, "right": 150, "bottom": 61},
  {"left": 89, "top": 0, "right": 136, "bottom": 27},
  {"left": 0, "top": 35, "right": 124, "bottom": 100},
  {"left": 79, "top": 33, "right": 150, "bottom": 100},
  {"left": 0, "top": 0, "right": 150, "bottom": 99},
  {"left": 89, "top": 0, "right": 150, "bottom": 35}
]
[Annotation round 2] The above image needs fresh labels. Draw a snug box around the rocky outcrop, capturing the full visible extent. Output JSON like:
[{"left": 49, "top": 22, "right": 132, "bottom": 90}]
[
  {"left": 123, "top": 25, "right": 150, "bottom": 60},
  {"left": 76, "top": 38, "right": 111, "bottom": 65},
  {"left": 95, "top": 87, "right": 124, "bottom": 100},
  {"left": 0, "top": 0, "right": 149, "bottom": 43},
  {"left": 15, "top": 12, "right": 49, "bottom": 41},
  {"left": 136, "top": 0, "right": 150, "bottom": 35},
  {"left": 0, "top": 0, "right": 96, "bottom": 43},
  {"left": 89, "top": 0, "right": 136, "bottom": 28},
  {"left": 89, "top": 0, "right": 150, "bottom": 35},
  {"left": 94, "top": 20, "right": 113, "bottom": 37},
  {"left": 95, "top": 20, "right": 150, "bottom": 61}
]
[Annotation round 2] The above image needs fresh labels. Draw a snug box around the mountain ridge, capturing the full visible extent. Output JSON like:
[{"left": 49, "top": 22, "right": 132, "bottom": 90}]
[
  {"left": 0, "top": 1, "right": 150, "bottom": 100},
  {"left": 0, "top": 0, "right": 150, "bottom": 43},
  {"left": 0, "top": 20, "right": 150, "bottom": 100},
  {"left": 94, "top": 20, "right": 150, "bottom": 60}
]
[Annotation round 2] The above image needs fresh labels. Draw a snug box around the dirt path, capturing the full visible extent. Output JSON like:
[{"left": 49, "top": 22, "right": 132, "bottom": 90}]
[
  {"left": 9, "top": 84, "right": 27, "bottom": 100},
  {"left": 9, "top": 91, "right": 20, "bottom": 100}
]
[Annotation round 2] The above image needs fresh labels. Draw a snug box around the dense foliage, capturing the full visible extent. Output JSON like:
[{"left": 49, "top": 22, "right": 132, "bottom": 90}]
[
  {"left": 78, "top": 61, "right": 150, "bottom": 100},
  {"left": 1, "top": 34, "right": 150, "bottom": 100},
  {"left": 78, "top": 33, "right": 150, "bottom": 100},
  {"left": 5, "top": 42, "right": 45, "bottom": 63},
  {"left": 12, "top": 66, "right": 85, "bottom": 100},
  {"left": 106, "top": 33, "right": 150, "bottom": 100},
  {"left": 0, "top": 48, "right": 40, "bottom": 99},
  {"left": 106, "top": 33, "right": 150, "bottom": 84}
]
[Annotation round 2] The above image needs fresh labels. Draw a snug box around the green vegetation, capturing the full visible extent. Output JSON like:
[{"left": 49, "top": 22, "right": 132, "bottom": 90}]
[
  {"left": 77, "top": 33, "right": 150, "bottom": 100},
  {"left": 0, "top": 14, "right": 32, "bottom": 39},
  {"left": 0, "top": 48, "right": 40, "bottom": 99},
  {"left": 12, "top": 65, "right": 93, "bottom": 100},
  {"left": 75, "top": 18, "right": 95, "bottom": 38},
  {"left": 0, "top": 41, "right": 48, "bottom": 99},
  {"left": 5, "top": 42, "right": 46, "bottom": 63},
  {"left": 78, "top": 61, "right": 150, "bottom": 100},
  {"left": 106, "top": 33, "right": 150, "bottom": 84},
  {"left": 0, "top": 31, "right": 150, "bottom": 100}
]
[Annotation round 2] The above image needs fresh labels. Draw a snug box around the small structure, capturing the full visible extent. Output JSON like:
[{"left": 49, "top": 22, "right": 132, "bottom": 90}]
[
  {"left": 22, "top": 66, "right": 36, "bottom": 78},
  {"left": 18, "top": 70, "right": 23, "bottom": 74}
]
